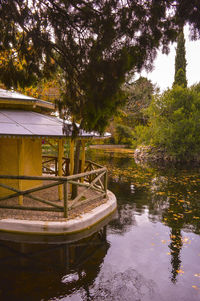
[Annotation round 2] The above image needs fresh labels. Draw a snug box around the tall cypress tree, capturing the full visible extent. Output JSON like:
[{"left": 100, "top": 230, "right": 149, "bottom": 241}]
[{"left": 173, "top": 29, "right": 187, "bottom": 87}]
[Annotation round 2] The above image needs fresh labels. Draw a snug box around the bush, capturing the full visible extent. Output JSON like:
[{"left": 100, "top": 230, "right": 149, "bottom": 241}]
[
  {"left": 134, "top": 86, "right": 200, "bottom": 160},
  {"left": 115, "top": 123, "right": 134, "bottom": 145}
]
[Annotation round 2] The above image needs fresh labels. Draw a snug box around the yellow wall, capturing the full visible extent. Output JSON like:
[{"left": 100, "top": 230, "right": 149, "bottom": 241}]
[{"left": 0, "top": 137, "right": 42, "bottom": 197}]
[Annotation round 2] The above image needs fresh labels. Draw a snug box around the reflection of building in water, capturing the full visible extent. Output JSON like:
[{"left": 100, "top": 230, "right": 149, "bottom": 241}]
[{"left": 0, "top": 227, "right": 109, "bottom": 301}]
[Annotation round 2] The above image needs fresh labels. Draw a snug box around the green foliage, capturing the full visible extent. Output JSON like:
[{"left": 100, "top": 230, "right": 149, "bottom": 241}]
[
  {"left": 190, "top": 82, "right": 200, "bottom": 94},
  {"left": 135, "top": 86, "right": 200, "bottom": 160},
  {"left": 173, "top": 30, "right": 187, "bottom": 87},
  {"left": 0, "top": 0, "right": 179, "bottom": 135},
  {"left": 125, "top": 77, "right": 157, "bottom": 113},
  {"left": 106, "top": 77, "right": 157, "bottom": 145},
  {"left": 123, "top": 77, "right": 158, "bottom": 126},
  {"left": 2, "top": 0, "right": 200, "bottom": 137},
  {"left": 42, "top": 143, "right": 70, "bottom": 157},
  {"left": 174, "top": 68, "right": 187, "bottom": 88},
  {"left": 114, "top": 124, "right": 134, "bottom": 145}
]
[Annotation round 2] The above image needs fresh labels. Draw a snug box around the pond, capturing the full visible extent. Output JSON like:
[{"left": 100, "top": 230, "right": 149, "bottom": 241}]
[{"left": 0, "top": 148, "right": 200, "bottom": 301}]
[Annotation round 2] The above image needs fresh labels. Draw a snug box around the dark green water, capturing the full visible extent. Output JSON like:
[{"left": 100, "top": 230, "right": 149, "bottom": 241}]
[{"left": 0, "top": 149, "right": 200, "bottom": 300}]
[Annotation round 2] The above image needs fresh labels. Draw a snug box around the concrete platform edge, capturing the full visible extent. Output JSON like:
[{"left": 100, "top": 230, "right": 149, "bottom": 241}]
[{"left": 0, "top": 190, "right": 117, "bottom": 235}]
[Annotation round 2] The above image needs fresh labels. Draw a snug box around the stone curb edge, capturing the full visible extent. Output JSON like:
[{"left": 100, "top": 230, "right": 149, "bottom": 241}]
[{"left": 0, "top": 190, "right": 117, "bottom": 235}]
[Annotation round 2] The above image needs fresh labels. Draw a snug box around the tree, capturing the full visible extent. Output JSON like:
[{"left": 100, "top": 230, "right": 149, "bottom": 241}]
[
  {"left": 0, "top": 2, "right": 55, "bottom": 89},
  {"left": 124, "top": 77, "right": 158, "bottom": 126},
  {"left": 135, "top": 86, "right": 200, "bottom": 160},
  {"left": 105, "top": 77, "right": 157, "bottom": 144},
  {"left": 174, "top": 68, "right": 187, "bottom": 87},
  {"left": 1, "top": 0, "right": 200, "bottom": 167},
  {"left": 115, "top": 124, "right": 134, "bottom": 145},
  {"left": 0, "top": 0, "right": 179, "bottom": 187},
  {"left": 174, "top": 0, "right": 200, "bottom": 39},
  {"left": 0, "top": 0, "right": 179, "bottom": 133},
  {"left": 173, "top": 29, "right": 187, "bottom": 87}
]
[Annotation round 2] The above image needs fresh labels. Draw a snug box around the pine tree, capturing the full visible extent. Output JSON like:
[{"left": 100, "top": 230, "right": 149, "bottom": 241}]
[{"left": 173, "top": 30, "right": 187, "bottom": 87}]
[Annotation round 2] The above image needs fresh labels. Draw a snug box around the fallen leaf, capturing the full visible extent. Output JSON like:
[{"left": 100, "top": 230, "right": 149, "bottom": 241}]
[
  {"left": 176, "top": 269, "right": 184, "bottom": 274},
  {"left": 192, "top": 285, "right": 198, "bottom": 290}
]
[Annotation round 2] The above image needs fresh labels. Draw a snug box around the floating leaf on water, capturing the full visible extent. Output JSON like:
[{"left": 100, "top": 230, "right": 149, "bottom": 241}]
[
  {"left": 192, "top": 285, "right": 198, "bottom": 290},
  {"left": 176, "top": 269, "right": 184, "bottom": 274}
]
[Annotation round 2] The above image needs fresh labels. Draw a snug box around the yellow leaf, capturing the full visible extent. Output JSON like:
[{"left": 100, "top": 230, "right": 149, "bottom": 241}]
[
  {"left": 176, "top": 269, "right": 184, "bottom": 274},
  {"left": 192, "top": 285, "right": 198, "bottom": 290}
]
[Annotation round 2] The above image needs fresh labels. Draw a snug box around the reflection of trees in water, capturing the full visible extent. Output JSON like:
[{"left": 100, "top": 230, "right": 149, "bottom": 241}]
[
  {"left": 109, "top": 204, "right": 137, "bottom": 235},
  {"left": 87, "top": 149, "right": 133, "bottom": 172},
  {"left": 148, "top": 174, "right": 200, "bottom": 230},
  {"left": 169, "top": 228, "right": 183, "bottom": 283},
  {"left": 110, "top": 167, "right": 200, "bottom": 283},
  {"left": 0, "top": 227, "right": 109, "bottom": 301},
  {"left": 89, "top": 149, "right": 200, "bottom": 284},
  {"left": 162, "top": 196, "right": 185, "bottom": 284},
  {"left": 87, "top": 266, "right": 161, "bottom": 301},
  {"left": 148, "top": 195, "right": 169, "bottom": 223}
]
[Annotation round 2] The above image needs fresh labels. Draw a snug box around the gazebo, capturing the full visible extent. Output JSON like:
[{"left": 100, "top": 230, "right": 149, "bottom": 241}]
[{"left": 0, "top": 89, "right": 110, "bottom": 218}]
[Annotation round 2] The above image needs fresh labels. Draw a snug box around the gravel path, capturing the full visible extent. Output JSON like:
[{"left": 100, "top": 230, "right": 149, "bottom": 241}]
[{"left": 0, "top": 182, "right": 107, "bottom": 221}]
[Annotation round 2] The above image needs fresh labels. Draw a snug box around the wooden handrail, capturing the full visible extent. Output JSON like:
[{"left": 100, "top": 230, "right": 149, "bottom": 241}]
[
  {"left": 0, "top": 160, "right": 108, "bottom": 218},
  {"left": 0, "top": 167, "right": 106, "bottom": 181}
]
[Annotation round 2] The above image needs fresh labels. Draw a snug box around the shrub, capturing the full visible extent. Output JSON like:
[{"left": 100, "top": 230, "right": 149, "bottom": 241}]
[
  {"left": 115, "top": 123, "right": 134, "bottom": 145},
  {"left": 135, "top": 86, "right": 200, "bottom": 160}
]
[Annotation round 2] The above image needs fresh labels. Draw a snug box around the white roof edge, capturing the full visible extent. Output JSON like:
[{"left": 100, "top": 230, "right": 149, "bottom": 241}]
[
  {"left": 0, "top": 89, "right": 54, "bottom": 108},
  {"left": 0, "top": 109, "right": 111, "bottom": 139}
]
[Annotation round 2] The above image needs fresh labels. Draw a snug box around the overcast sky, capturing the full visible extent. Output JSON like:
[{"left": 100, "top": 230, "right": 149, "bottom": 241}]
[{"left": 140, "top": 25, "right": 200, "bottom": 92}]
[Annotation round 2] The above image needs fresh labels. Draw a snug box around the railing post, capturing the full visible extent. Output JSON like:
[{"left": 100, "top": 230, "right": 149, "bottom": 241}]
[
  {"left": 81, "top": 140, "right": 85, "bottom": 183},
  {"left": 104, "top": 170, "right": 108, "bottom": 197},
  {"left": 58, "top": 139, "right": 64, "bottom": 200},
  {"left": 63, "top": 181, "right": 68, "bottom": 218}
]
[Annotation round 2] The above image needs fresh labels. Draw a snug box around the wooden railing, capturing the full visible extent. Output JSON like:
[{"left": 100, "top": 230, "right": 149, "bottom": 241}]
[
  {"left": 0, "top": 161, "right": 108, "bottom": 218},
  {"left": 42, "top": 155, "right": 70, "bottom": 176},
  {"left": 42, "top": 156, "right": 103, "bottom": 177}
]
